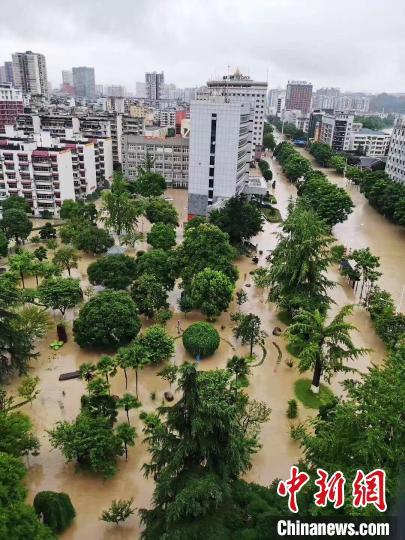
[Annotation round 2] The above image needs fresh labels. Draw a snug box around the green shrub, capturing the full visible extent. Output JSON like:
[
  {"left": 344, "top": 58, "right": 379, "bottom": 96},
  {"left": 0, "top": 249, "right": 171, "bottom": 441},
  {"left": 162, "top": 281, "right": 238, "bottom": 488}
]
[
  {"left": 182, "top": 322, "right": 220, "bottom": 358},
  {"left": 33, "top": 491, "right": 75, "bottom": 533},
  {"left": 286, "top": 399, "right": 298, "bottom": 419}
]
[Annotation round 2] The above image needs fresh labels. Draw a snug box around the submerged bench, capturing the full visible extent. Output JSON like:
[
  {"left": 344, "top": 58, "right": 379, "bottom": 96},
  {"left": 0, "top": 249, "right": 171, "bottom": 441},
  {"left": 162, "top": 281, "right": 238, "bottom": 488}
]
[{"left": 59, "top": 371, "right": 80, "bottom": 381}]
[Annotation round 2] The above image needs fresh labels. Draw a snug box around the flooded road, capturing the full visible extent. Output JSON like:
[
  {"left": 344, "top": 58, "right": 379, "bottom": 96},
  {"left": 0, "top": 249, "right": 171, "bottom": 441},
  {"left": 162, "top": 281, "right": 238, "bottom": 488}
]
[{"left": 6, "top": 168, "right": 404, "bottom": 537}]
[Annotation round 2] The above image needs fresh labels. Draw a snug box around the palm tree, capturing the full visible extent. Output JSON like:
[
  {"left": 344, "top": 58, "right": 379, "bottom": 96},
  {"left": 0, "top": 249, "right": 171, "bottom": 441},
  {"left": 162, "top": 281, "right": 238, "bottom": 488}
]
[
  {"left": 352, "top": 248, "right": 381, "bottom": 300},
  {"left": 117, "top": 393, "right": 141, "bottom": 425},
  {"left": 78, "top": 362, "right": 96, "bottom": 389},
  {"left": 116, "top": 423, "right": 136, "bottom": 461},
  {"left": 226, "top": 356, "right": 251, "bottom": 395},
  {"left": 287, "top": 305, "right": 367, "bottom": 394},
  {"left": 117, "top": 342, "right": 150, "bottom": 398},
  {"left": 97, "top": 355, "right": 117, "bottom": 390}
]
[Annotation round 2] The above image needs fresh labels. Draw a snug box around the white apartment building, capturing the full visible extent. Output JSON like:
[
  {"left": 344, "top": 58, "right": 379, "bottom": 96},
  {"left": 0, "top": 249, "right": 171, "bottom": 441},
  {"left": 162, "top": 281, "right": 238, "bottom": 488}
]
[
  {"left": 12, "top": 51, "right": 48, "bottom": 96},
  {"left": 386, "top": 118, "right": 405, "bottom": 184},
  {"left": 188, "top": 98, "right": 252, "bottom": 217},
  {"left": 122, "top": 134, "right": 189, "bottom": 188},
  {"left": 349, "top": 128, "right": 391, "bottom": 157},
  {"left": 268, "top": 88, "right": 286, "bottom": 116},
  {"left": 319, "top": 113, "right": 354, "bottom": 152},
  {"left": 203, "top": 70, "right": 267, "bottom": 159},
  {"left": 159, "top": 109, "right": 176, "bottom": 128}
]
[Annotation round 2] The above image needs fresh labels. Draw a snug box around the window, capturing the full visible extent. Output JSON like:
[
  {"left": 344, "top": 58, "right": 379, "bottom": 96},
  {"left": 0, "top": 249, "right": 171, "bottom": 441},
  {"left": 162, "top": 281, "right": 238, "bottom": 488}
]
[{"left": 208, "top": 189, "right": 214, "bottom": 199}]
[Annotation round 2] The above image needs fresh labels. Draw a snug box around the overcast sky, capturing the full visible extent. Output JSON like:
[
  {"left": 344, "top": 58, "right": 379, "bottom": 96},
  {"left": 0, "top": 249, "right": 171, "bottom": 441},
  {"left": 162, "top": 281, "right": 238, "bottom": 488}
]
[{"left": 0, "top": 0, "right": 404, "bottom": 93}]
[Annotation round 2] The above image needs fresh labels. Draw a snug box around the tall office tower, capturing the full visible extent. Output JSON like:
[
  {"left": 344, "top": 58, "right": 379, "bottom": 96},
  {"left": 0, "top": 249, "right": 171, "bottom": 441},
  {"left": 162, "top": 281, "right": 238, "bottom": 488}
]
[
  {"left": 72, "top": 67, "right": 96, "bottom": 100},
  {"left": 0, "top": 62, "right": 15, "bottom": 85},
  {"left": 188, "top": 97, "right": 252, "bottom": 218},
  {"left": 0, "top": 83, "right": 24, "bottom": 131},
  {"left": 62, "top": 70, "right": 73, "bottom": 85},
  {"left": 204, "top": 70, "right": 267, "bottom": 159},
  {"left": 285, "top": 81, "right": 313, "bottom": 114},
  {"left": 12, "top": 51, "right": 48, "bottom": 96},
  {"left": 145, "top": 71, "right": 165, "bottom": 100},
  {"left": 386, "top": 118, "right": 405, "bottom": 184}
]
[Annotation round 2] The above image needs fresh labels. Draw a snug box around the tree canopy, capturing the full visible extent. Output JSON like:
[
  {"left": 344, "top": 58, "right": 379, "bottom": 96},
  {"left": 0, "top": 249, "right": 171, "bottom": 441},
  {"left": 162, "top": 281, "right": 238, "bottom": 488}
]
[
  {"left": 132, "top": 172, "right": 166, "bottom": 198},
  {"left": 145, "top": 198, "right": 179, "bottom": 227},
  {"left": 147, "top": 222, "right": 176, "bottom": 250},
  {"left": 87, "top": 254, "right": 137, "bottom": 290}
]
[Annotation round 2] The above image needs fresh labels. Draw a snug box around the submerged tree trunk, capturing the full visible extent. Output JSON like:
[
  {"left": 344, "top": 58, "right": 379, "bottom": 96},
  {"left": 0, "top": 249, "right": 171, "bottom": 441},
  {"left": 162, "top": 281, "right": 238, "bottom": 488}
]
[
  {"left": 311, "top": 357, "right": 322, "bottom": 394},
  {"left": 124, "top": 368, "right": 128, "bottom": 389}
]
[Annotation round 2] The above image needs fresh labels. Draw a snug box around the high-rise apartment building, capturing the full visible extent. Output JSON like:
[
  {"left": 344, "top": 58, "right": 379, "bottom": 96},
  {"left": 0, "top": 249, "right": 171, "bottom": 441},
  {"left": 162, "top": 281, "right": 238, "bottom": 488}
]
[
  {"left": 12, "top": 51, "right": 48, "bottom": 96},
  {"left": 285, "top": 81, "right": 313, "bottom": 114},
  {"left": 268, "top": 88, "right": 286, "bottom": 116},
  {"left": 0, "top": 83, "right": 24, "bottom": 132},
  {"left": 106, "top": 85, "right": 126, "bottom": 97},
  {"left": 62, "top": 70, "right": 73, "bottom": 85},
  {"left": 188, "top": 97, "right": 252, "bottom": 217},
  {"left": 203, "top": 70, "right": 267, "bottom": 159},
  {"left": 386, "top": 118, "right": 405, "bottom": 184},
  {"left": 0, "top": 62, "right": 15, "bottom": 85},
  {"left": 72, "top": 67, "right": 96, "bottom": 100},
  {"left": 145, "top": 71, "right": 165, "bottom": 101},
  {"left": 136, "top": 82, "right": 146, "bottom": 98},
  {"left": 319, "top": 113, "right": 354, "bottom": 152}
]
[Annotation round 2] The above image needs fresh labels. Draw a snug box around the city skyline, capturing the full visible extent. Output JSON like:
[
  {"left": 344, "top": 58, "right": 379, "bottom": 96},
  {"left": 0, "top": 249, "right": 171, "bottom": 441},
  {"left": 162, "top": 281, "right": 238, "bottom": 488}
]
[{"left": 0, "top": 0, "right": 404, "bottom": 93}]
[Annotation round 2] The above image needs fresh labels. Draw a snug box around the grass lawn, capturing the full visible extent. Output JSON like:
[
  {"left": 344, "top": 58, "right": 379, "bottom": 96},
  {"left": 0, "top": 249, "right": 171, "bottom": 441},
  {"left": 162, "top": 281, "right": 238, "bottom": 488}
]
[
  {"left": 294, "top": 378, "right": 335, "bottom": 409},
  {"left": 261, "top": 207, "right": 282, "bottom": 223}
]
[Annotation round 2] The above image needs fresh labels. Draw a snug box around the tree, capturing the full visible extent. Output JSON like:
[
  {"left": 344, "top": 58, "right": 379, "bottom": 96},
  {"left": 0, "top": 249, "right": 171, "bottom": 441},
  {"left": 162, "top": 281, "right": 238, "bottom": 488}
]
[
  {"left": 267, "top": 202, "right": 335, "bottom": 315},
  {"left": 78, "top": 362, "right": 96, "bottom": 383},
  {"left": 298, "top": 172, "right": 354, "bottom": 227},
  {"left": 39, "top": 223, "right": 57, "bottom": 240},
  {"left": 73, "top": 291, "right": 141, "bottom": 350},
  {"left": 115, "top": 423, "right": 136, "bottom": 461},
  {"left": 262, "top": 132, "right": 276, "bottom": 150},
  {"left": 145, "top": 197, "right": 179, "bottom": 226},
  {"left": 286, "top": 305, "right": 366, "bottom": 393},
  {"left": 131, "top": 274, "right": 168, "bottom": 318},
  {"left": 11, "top": 306, "right": 50, "bottom": 348},
  {"left": 88, "top": 254, "right": 137, "bottom": 290},
  {"left": 147, "top": 222, "right": 176, "bottom": 250},
  {"left": 60, "top": 200, "right": 97, "bottom": 223},
  {"left": 101, "top": 173, "right": 143, "bottom": 238},
  {"left": 236, "top": 289, "right": 248, "bottom": 308},
  {"left": 33, "top": 491, "right": 75, "bottom": 534},
  {"left": 226, "top": 355, "right": 251, "bottom": 391},
  {"left": 135, "top": 249, "right": 176, "bottom": 290},
  {"left": 182, "top": 322, "right": 220, "bottom": 358},
  {"left": 38, "top": 277, "right": 82, "bottom": 316},
  {"left": 1, "top": 195, "right": 31, "bottom": 214},
  {"left": 190, "top": 268, "right": 234, "bottom": 320},
  {"left": 177, "top": 223, "right": 238, "bottom": 289},
  {"left": 100, "top": 498, "right": 135, "bottom": 525},
  {"left": 53, "top": 246, "right": 79, "bottom": 276},
  {"left": 0, "top": 500, "right": 56, "bottom": 539},
  {"left": 139, "top": 363, "right": 267, "bottom": 538},
  {"left": 139, "top": 325, "right": 174, "bottom": 365},
  {"left": 97, "top": 355, "right": 117, "bottom": 387},
  {"left": 34, "top": 246, "right": 47, "bottom": 262},
  {"left": 116, "top": 342, "right": 150, "bottom": 392},
  {"left": 283, "top": 153, "right": 311, "bottom": 182},
  {"left": 329, "top": 155, "right": 346, "bottom": 174},
  {"left": 0, "top": 230, "right": 8, "bottom": 257},
  {"left": 209, "top": 195, "right": 264, "bottom": 246},
  {"left": 133, "top": 172, "right": 166, "bottom": 198},
  {"left": 1, "top": 208, "right": 33, "bottom": 245},
  {"left": 294, "top": 344, "right": 405, "bottom": 513},
  {"left": 158, "top": 363, "right": 178, "bottom": 389},
  {"left": 231, "top": 312, "right": 264, "bottom": 356},
  {"left": 74, "top": 226, "right": 114, "bottom": 255},
  {"left": 309, "top": 142, "right": 334, "bottom": 167},
  {"left": 0, "top": 452, "right": 27, "bottom": 505},
  {"left": 0, "top": 411, "right": 40, "bottom": 458},
  {"left": 351, "top": 247, "right": 381, "bottom": 300},
  {"left": 17, "top": 375, "right": 40, "bottom": 406},
  {"left": 117, "top": 393, "right": 141, "bottom": 424},
  {"left": 8, "top": 251, "right": 35, "bottom": 288},
  {"left": 48, "top": 412, "right": 123, "bottom": 478}
]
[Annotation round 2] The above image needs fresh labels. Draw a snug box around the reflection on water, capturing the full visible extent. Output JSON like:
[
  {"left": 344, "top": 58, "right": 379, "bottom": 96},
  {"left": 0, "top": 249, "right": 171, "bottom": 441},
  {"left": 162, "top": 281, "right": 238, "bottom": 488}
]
[{"left": 7, "top": 169, "right": 403, "bottom": 537}]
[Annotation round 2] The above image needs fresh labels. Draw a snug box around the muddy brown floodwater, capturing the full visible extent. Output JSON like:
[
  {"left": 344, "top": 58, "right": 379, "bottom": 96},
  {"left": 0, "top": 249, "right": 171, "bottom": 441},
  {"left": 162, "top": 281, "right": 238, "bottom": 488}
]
[{"left": 5, "top": 167, "right": 404, "bottom": 538}]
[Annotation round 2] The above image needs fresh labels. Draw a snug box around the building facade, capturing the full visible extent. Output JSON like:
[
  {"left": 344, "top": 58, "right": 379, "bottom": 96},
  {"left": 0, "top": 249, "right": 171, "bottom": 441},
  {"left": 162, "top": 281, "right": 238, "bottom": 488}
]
[
  {"left": 12, "top": 51, "right": 48, "bottom": 96},
  {"left": 0, "top": 84, "right": 24, "bottom": 132},
  {"left": 319, "top": 113, "right": 354, "bottom": 152},
  {"left": 72, "top": 67, "right": 96, "bottom": 100},
  {"left": 386, "top": 118, "right": 405, "bottom": 184},
  {"left": 349, "top": 128, "right": 391, "bottom": 157},
  {"left": 0, "top": 62, "right": 14, "bottom": 85},
  {"left": 204, "top": 70, "right": 267, "bottom": 159},
  {"left": 122, "top": 134, "right": 189, "bottom": 188},
  {"left": 145, "top": 71, "right": 165, "bottom": 101},
  {"left": 285, "top": 81, "right": 312, "bottom": 115},
  {"left": 188, "top": 98, "right": 252, "bottom": 217}
]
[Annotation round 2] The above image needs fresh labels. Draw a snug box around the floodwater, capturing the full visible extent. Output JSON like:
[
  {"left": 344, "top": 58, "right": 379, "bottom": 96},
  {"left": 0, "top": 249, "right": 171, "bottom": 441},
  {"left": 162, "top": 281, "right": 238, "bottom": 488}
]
[{"left": 5, "top": 164, "right": 404, "bottom": 537}]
